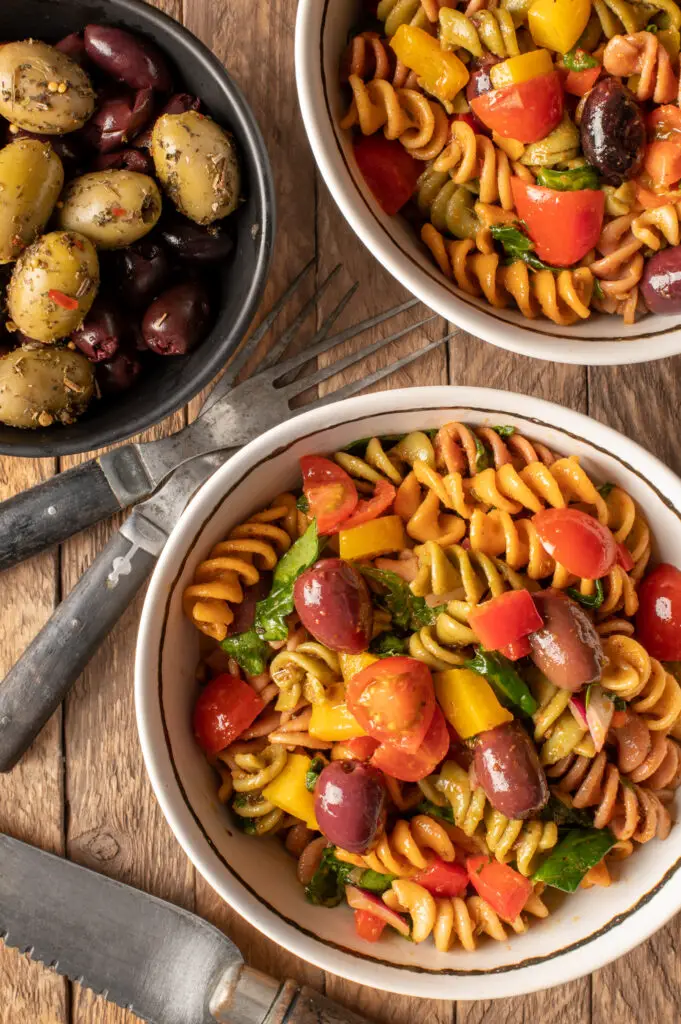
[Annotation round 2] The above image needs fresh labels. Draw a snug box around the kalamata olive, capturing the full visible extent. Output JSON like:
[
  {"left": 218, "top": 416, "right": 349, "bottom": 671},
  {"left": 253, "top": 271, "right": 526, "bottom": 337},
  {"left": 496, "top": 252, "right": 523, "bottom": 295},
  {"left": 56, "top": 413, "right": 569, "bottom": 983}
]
[
  {"left": 71, "top": 296, "right": 125, "bottom": 362},
  {"left": 465, "top": 55, "right": 501, "bottom": 103},
  {"left": 10, "top": 128, "right": 84, "bottom": 172},
  {"left": 94, "top": 148, "right": 154, "bottom": 174},
  {"left": 85, "top": 88, "right": 154, "bottom": 152},
  {"left": 226, "top": 573, "right": 272, "bottom": 635},
  {"left": 529, "top": 589, "right": 604, "bottom": 691},
  {"left": 142, "top": 280, "right": 212, "bottom": 355},
  {"left": 314, "top": 761, "right": 386, "bottom": 853},
  {"left": 114, "top": 239, "right": 170, "bottom": 307},
  {"left": 641, "top": 245, "right": 681, "bottom": 314},
  {"left": 97, "top": 349, "right": 142, "bottom": 394},
  {"left": 474, "top": 722, "right": 548, "bottom": 820},
  {"left": 135, "top": 93, "right": 201, "bottom": 149},
  {"left": 55, "top": 32, "right": 87, "bottom": 65},
  {"left": 160, "top": 216, "right": 234, "bottom": 263},
  {"left": 84, "top": 25, "right": 172, "bottom": 91},
  {"left": 580, "top": 77, "right": 645, "bottom": 186},
  {"left": 293, "top": 558, "right": 373, "bottom": 653}
]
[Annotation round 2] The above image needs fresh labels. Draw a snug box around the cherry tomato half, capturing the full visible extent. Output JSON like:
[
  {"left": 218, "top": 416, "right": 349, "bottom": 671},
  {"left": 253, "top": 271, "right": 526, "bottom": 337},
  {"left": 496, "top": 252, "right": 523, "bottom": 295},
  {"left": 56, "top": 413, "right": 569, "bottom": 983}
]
[
  {"left": 334, "top": 478, "right": 396, "bottom": 531},
  {"left": 370, "top": 707, "right": 449, "bottom": 781},
  {"left": 470, "top": 72, "right": 563, "bottom": 143},
  {"left": 468, "top": 589, "right": 542, "bottom": 651},
  {"left": 466, "top": 856, "right": 533, "bottom": 923},
  {"left": 193, "top": 674, "right": 265, "bottom": 754},
  {"left": 343, "top": 736, "right": 381, "bottom": 761},
  {"left": 533, "top": 507, "right": 616, "bottom": 579},
  {"left": 353, "top": 134, "right": 422, "bottom": 216},
  {"left": 354, "top": 908, "right": 386, "bottom": 942},
  {"left": 510, "top": 178, "right": 605, "bottom": 267},
  {"left": 347, "top": 656, "right": 435, "bottom": 753},
  {"left": 636, "top": 563, "right": 681, "bottom": 660},
  {"left": 413, "top": 857, "right": 469, "bottom": 898},
  {"left": 300, "top": 455, "right": 358, "bottom": 534}
]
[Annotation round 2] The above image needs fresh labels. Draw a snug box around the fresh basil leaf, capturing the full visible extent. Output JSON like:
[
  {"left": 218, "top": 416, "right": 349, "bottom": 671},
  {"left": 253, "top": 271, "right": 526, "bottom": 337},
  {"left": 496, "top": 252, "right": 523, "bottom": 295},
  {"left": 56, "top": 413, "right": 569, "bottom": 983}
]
[
  {"left": 566, "top": 579, "right": 604, "bottom": 609},
  {"left": 535, "top": 165, "right": 600, "bottom": 191},
  {"left": 598, "top": 481, "right": 614, "bottom": 498},
  {"left": 296, "top": 493, "right": 310, "bottom": 514},
  {"left": 645, "top": 21, "right": 659, "bottom": 32},
  {"left": 255, "top": 521, "right": 322, "bottom": 640},
  {"left": 490, "top": 224, "right": 557, "bottom": 273},
  {"left": 370, "top": 632, "right": 409, "bottom": 657},
  {"left": 491, "top": 425, "right": 515, "bottom": 438},
  {"left": 305, "top": 755, "right": 327, "bottom": 793},
  {"left": 562, "top": 47, "right": 599, "bottom": 71},
  {"left": 541, "top": 794, "right": 594, "bottom": 830},
  {"left": 220, "top": 629, "right": 272, "bottom": 676},
  {"left": 305, "top": 847, "right": 355, "bottom": 907},
  {"left": 474, "top": 435, "right": 490, "bottom": 472},
  {"left": 593, "top": 279, "right": 605, "bottom": 300},
  {"left": 465, "top": 648, "right": 538, "bottom": 717},
  {"left": 533, "top": 828, "right": 616, "bottom": 892},
  {"left": 358, "top": 868, "right": 396, "bottom": 894},
  {"left": 359, "top": 566, "right": 445, "bottom": 630},
  {"left": 416, "top": 799, "right": 455, "bottom": 824}
]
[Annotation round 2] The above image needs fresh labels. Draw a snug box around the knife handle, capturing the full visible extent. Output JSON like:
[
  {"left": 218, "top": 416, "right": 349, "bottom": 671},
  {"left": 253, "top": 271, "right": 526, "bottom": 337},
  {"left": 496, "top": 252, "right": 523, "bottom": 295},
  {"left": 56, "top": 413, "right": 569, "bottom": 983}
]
[
  {"left": 0, "top": 528, "right": 156, "bottom": 772},
  {"left": 273, "top": 983, "right": 375, "bottom": 1024},
  {"left": 0, "top": 461, "right": 125, "bottom": 572},
  {"left": 217, "top": 973, "right": 376, "bottom": 1024}
]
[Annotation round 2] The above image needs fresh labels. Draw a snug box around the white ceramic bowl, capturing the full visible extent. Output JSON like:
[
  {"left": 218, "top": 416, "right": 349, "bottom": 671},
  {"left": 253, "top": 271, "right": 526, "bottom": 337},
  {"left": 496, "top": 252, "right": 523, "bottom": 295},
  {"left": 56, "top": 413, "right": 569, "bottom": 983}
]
[
  {"left": 136, "top": 386, "right": 681, "bottom": 1000},
  {"left": 294, "top": 1, "right": 681, "bottom": 366}
]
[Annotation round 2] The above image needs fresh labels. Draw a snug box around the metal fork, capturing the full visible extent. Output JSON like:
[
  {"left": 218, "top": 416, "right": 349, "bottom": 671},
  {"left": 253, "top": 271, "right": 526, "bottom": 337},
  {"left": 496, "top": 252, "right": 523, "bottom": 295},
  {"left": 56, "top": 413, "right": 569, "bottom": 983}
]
[{"left": 0, "top": 265, "right": 457, "bottom": 771}]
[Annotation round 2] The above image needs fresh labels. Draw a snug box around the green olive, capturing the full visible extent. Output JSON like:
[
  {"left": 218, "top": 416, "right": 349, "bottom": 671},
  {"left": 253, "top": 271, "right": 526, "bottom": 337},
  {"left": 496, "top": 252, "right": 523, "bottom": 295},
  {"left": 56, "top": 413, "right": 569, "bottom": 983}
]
[
  {"left": 151, "top": 110, "right": 241, "bottom": 225},
  {"left": 57, "top": 170, "right": 163, "bottom": 249},
  {"left": 8, "top": 231, "right": 100, "bottom": 343},
  {"left": 0, "top": 40, "right": 95, "bottom": 134},
  {"left": 0, "top": 346, "right": 94, "bottom": 428},
  {"left": 0, "top": 139, "right": 64, "bottom": 264}
]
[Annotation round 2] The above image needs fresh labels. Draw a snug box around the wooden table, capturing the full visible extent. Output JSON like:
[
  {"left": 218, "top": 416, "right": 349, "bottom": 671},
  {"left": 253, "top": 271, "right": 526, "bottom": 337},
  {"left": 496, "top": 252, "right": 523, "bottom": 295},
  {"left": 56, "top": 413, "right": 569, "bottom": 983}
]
[{"left": 1, "top": 0, "right": 681, "bottom": 1021}]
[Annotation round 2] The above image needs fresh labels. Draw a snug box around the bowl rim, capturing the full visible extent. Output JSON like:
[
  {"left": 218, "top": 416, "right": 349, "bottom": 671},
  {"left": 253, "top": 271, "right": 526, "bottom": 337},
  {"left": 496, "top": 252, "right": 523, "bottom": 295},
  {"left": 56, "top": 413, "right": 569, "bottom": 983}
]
[
  {"left": 293, "top": 0, "right": 681, "bottom": 368},
  {"left": 136, "top": 385, "right": 681, "bottom": 1000},
  {"left": 0, "top": 0, "right": 275, "bottom": 458}
]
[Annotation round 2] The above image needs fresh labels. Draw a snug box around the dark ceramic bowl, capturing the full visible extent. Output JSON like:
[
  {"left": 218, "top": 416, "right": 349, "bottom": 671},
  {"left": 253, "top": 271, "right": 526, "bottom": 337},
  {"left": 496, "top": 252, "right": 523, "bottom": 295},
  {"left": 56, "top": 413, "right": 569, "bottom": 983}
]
[{"left": 0, "top": 0, "right": 275, "bottom": 457}]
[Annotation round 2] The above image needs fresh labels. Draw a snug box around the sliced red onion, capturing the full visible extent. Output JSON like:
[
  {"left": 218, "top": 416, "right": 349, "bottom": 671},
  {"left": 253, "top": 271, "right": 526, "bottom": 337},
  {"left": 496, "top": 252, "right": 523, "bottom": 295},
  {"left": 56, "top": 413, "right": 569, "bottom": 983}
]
[
  {"left": 569, "top": 692, "right": 588, "bottom": 728},
  {"left": 345, "top": 886, "right": 410, "bottom": 937},
  {"left": 585, "top": 685, "right": 614, "bottom": 753}
]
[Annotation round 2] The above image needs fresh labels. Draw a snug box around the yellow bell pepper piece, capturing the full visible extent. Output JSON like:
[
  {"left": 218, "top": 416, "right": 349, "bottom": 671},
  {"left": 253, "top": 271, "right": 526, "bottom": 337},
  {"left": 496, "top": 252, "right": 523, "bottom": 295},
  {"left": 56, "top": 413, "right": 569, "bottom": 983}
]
[
  {"left": 262, "top": 753, "right": 319, "bottom": 829},
  {"left": 339, "top": 514, "right": 406, "bottom": 560},
  {"left": 391, "top": 24, "right": 469, "bottom": 103},
  {"left": 309, "top": 685, "right": 367, "bottom": 741},
  {"left": 528, "top": 0, "right": 591, "bottom": 53},
  {"left": 434, "top": 668, "right": 513, "bottom": 740},
  {"left": 489, "top": 49, "right": 554, "bottom": 90},
  {"left": 338, "top": 651, "right": 379, "bottom": 683}
]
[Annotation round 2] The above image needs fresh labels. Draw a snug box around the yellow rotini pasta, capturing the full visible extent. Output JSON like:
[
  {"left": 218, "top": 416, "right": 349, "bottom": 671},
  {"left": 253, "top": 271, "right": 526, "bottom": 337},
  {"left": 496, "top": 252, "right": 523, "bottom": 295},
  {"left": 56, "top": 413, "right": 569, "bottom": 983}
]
[{"left": 341, "top": 75, "right": 449, "bottom": 161}]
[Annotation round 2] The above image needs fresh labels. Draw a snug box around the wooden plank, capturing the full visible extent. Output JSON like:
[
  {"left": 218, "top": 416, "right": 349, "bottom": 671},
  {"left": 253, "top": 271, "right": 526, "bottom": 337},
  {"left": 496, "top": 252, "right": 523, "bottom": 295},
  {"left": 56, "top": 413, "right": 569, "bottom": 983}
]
[{"left": 459, "top": 983, "right": 590, "bottom": 1024}]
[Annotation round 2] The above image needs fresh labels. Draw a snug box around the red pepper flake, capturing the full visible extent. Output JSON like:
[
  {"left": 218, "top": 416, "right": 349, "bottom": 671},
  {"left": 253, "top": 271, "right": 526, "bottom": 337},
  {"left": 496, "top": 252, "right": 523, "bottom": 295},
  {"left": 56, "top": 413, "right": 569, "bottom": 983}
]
[
  {"left": 48, "top": 289, "right": 79, "bottom": 310},
  {"left": 73, "top": 237, "right": 83, "bottom": 250},
  {"left": 111, "top": 206, "right": 127, "bottom": 217}
]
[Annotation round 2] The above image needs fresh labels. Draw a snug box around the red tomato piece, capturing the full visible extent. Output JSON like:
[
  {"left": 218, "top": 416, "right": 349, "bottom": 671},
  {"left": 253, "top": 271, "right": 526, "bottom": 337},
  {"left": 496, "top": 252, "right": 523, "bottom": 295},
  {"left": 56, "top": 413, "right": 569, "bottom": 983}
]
[
  {"left": 636, "top": 563, "right": 681, "bottom": 660},
  {"left": 533, "top": 508, "right": 616, "bottom": 579},
  {"left": 470, "top": 72, "right": 563, "bottom": 144},
  {"left": 466, "top": 856, "right": 533, "bottom": 923},
  {"left": 499, "top": 635, "right": 532, "bottom": 661},
  {"left": 644, "top": 140, "right": 681, "bottom": 188},
  {"left": 343, "top": 736, "right": 381, "bottom": 761},
  {"left": 354, "top": 908, "right": 386, "bottom": 942},
  {"left": 616, "top": 542, "right": 635, "bottom": 572},
  {"left": 510, "top": 178, "right": 605, "bottom": 267},
  {"left": 468, "top": 590, "right": 542, "bottom": 651},
  {"left": 353, "top": 134, "right": 421, "bottom": 216},
  {"left": 563, "top": 63, "right": 601, "bottom": 97},
  {"left": 193, "top": 674, "right": 265, "bottom": 755},
  {"left": 413, "top": 857, "right": 468, "bottom": 898},
  {"left": 300, "top": 455, "right": 358, "bottom": 534},
  {"left": 347, "top": 656, "right": 435, "bottom": 753},
  {"left": 334, "top": 478, "right": 396, "bottom": 532},
  {"left": 371, "top": 707, "right": 449, "bottom": 781}
]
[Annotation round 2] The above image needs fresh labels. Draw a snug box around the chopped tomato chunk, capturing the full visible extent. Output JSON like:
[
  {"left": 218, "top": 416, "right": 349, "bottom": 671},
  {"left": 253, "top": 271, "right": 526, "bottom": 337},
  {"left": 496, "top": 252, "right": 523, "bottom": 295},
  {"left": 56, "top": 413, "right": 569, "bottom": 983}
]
[
  {"left": 414, "top": 857, "right": 468, "bottom": 897},
  {"left": 354, "top": 909, "right": 386, "bottom": 942},
  {"left": 353, "top": 134, "right": 421, "bottom": 216},
  {"left": 468, "top": 590, "right": 542, "bottom": 651},
  {"left": 466, "top": 855, "right": 533, "bottom": 922},
  {"left": 510, "top": 178, "right": 604, "bottom": 267},
  {"left": 193, "top": 674, "right": 265, "bottom": 755},
  {"left": 470, "top": 72, "right": 563, "bottom": 143}
]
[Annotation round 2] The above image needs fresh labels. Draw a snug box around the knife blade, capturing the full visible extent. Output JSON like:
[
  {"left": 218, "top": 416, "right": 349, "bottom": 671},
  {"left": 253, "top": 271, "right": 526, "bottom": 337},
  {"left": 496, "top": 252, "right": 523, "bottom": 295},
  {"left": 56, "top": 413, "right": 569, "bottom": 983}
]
[{"left": 0, "top": 834, "right": 373, "bottom": 1024}]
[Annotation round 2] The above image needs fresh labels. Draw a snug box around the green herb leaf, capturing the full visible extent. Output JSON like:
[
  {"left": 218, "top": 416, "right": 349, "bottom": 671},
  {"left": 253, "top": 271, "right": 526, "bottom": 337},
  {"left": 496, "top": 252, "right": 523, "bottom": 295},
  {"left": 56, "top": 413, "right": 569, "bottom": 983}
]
[
  {"left": 255, "top": 521, "right": 322, "bottom": 641},
  {"left": 598, "top": 481, "right": 614, "bottom": 498},
  {"left": 359, "top": 566, "right": 445, "bottom": 630},
  {"left": 474, "top": 435, "right": 490, "bottom": 472},
  {"left": 220, "top": 629, "right": 272, "bottom": 676},
  {"left": 533, "top": 828, "right": 616, "bottom": 892},
  {"left": 593, "top": 279, "right": 605, "bottom": 300},
  {"left": 465, "top": 648, "right": 538, "bottom": 717},
  {"left": 305, "top": 847, "right": 355, "bottom": 907},
  {"left": 424, "top": 428, "right": 439, "bottom": 441},
  {"left": 645, "top": 21, "right": 659, "bottom": 32},
  {"left": 562, "top": 47, "right": 599, "bottom": 71},
  {"left": 604, "top": 692, "right": 627, "bottom": 711},
  {"left": 369, "top": 632, "right": 409, "bottom": 657},
  {"left": 305, "top": 755, "right": 326, "bottom": 793},
  {"left": 415, "top": 799, "right": 455, "bottom": 824},
  {"left": 540, "top": 794, "right": 594, "bottom": 830},
  {"left": 535, "top": 165, "right": 600, "bottom": 191},
  {"left": 566, "top": 579, "right": 604, "bottom": 609},
  {"left": 357, "top": 868, "right": 396, "bottom": 894},
  {"left": 490, "top": 224, "right": 557, "bottom": 273},
  {"left": 296, "top": 493, "right": 310, "bottom": 514},
  {"left": 491, "top": 425, "right": 515, "bottom": 438}
]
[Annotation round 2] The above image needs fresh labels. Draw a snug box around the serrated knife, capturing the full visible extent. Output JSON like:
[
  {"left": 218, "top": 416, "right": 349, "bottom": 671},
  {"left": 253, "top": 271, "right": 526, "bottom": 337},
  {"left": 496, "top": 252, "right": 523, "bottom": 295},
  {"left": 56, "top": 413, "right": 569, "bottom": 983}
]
[{"left": 0, "top": 833, "right": 372, "bottom": 1024}]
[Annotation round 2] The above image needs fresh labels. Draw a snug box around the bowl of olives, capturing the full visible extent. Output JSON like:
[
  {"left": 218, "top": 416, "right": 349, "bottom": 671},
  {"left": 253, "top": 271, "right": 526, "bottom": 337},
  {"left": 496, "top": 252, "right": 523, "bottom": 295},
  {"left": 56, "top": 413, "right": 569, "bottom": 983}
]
[{"left": 0, "top": 0, "right": 274, "bottom": 455}]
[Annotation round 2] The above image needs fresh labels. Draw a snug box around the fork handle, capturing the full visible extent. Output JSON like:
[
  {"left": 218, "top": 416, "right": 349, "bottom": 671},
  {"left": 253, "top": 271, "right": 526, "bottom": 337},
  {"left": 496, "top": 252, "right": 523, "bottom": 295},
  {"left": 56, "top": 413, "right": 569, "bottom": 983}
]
[
  {"left": 0, "top": 461, "right": 126, "bottom": 572},
  {"left": 0, "top": 528, "right": 156, "bottom": 772}
]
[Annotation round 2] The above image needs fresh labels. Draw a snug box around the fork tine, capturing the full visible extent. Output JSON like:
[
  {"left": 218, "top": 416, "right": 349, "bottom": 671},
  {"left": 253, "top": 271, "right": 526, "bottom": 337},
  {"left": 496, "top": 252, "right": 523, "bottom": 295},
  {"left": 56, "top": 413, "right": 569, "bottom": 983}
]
[
  {"left": 256, "top": 264, "right": 345, "bottom": 372},
  {"left": 280, "top": 315, "right": 438, "bottom": 398},
  {"left": 305, "top": 330, "right": 460, "bottom": 409}
]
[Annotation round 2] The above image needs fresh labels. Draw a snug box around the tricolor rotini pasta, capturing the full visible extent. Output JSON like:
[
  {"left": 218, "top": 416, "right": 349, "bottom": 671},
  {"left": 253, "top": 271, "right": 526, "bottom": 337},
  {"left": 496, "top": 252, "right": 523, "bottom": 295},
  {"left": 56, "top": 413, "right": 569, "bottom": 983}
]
[{"left": 185, "top": 421, "right": 681, "bottom": 956}]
